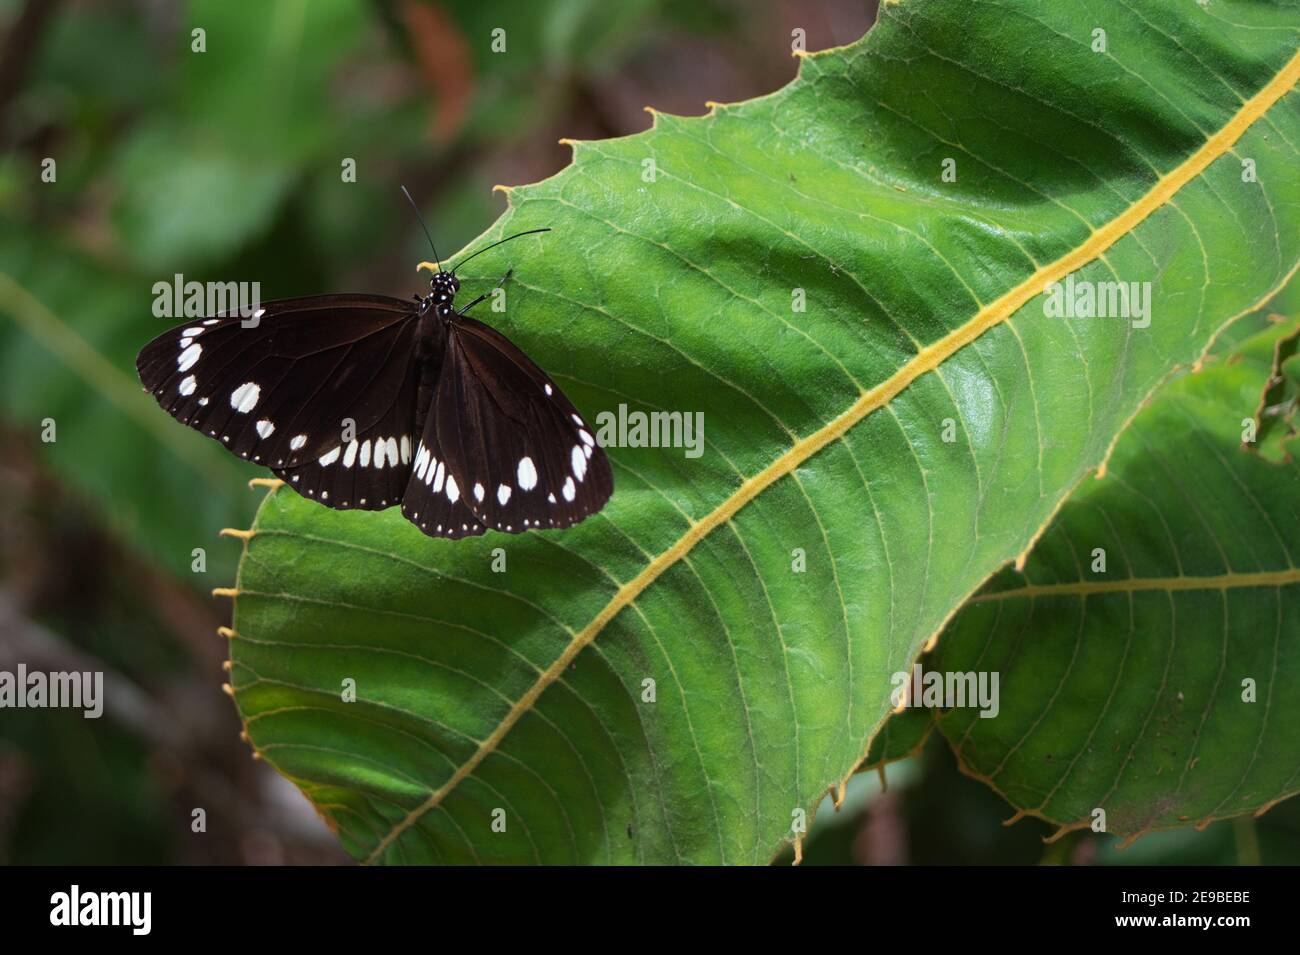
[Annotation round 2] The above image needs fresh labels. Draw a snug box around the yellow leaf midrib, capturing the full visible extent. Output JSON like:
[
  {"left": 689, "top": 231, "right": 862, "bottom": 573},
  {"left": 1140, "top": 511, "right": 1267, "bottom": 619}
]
[
  {"left": 972, "top": 568, "right": 1300, "bottom": 602},
  {"left": 363, "top": 46, "right": 1300, "bottom": 865}
]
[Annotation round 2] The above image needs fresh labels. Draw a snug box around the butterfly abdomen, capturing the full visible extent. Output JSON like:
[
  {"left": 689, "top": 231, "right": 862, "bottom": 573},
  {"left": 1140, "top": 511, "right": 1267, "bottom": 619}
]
[{"left": 412, "top": 308, "right": 447, "bottom": 437}]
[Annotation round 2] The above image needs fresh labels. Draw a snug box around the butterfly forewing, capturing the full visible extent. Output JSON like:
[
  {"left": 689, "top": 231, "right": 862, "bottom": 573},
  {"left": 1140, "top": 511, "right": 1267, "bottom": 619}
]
[
  {"left": 401, "top": 315, "right": 612, "bottom": 539},
  {"left": 138, "top": 295, "right": 422, "bottom": 508}
]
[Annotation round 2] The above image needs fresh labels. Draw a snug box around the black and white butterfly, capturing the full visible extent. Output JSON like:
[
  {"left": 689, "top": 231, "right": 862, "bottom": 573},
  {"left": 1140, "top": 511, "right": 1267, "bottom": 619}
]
[{"left": 136, "top": 197, "right": 612, "bottom": 540}]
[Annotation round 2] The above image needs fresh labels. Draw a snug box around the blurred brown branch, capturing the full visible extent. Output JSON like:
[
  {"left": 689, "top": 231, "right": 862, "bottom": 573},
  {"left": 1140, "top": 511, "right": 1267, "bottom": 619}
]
[{"left": 0, "top": 0, "right": 61, "bottom": 144}]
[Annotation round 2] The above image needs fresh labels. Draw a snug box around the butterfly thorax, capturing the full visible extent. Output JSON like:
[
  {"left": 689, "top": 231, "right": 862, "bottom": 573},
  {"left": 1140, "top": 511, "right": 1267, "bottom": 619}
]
[{"left": 422, "top": 271, "right": 461, "bottom": 322}]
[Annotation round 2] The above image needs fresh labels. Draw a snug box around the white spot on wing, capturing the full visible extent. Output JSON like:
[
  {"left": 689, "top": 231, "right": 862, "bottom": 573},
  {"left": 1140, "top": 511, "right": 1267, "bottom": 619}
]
[
  {"left": 256, "top": 419, "right": 274, "bottom": 439},
  {"left": 497, "top": 484, "right": 511, "bottom": 506},
  {"left": 179, "top": 375, "right": 196, "bottom": 396},
  {"left": 319, "top": 446, "right": 341, "bottom": 466},
  {"left": 290, "top": 434, "right": 307, "bottom": 451},
  {"left": 562, "top": 477, "right": 576, "bottom": 501},
  {"left": 517, "top": 456, "right": 537, "bottom": 490},
  {"left": 433, "top": 462, "right": 445, "bottom": 492},
  {"left": 384, "top": 437, "right": 399, "bottom": 468},
  {"left": 230, "top": 382, "right": 260, "bottom": 413},
  {"left": 343, "top": 440, "right": 358, "bottom": 467},
  {"left": 360, "top": 439, "right": 372, "bottom": 467},
  {"left": 445, "top": 475, "right": 459, "bottom": 502},
  {"left": 571, "top": 445, "right": 586, "bottom": 482},
  {"left": 181, "top": 326, "right": 205, "bottom": 337},
  {"left": 473, "top": 483, "right": 485, "bottom": 502},
  {"left": 400, "top": 435, "right": 411, "bottom": 464},
  {"left": 178, "top": 343, "right": 202, "bottom": 371}
]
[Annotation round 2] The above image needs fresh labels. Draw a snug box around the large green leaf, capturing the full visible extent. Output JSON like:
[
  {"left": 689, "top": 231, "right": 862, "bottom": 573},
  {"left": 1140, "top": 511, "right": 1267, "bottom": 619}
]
[
  {"left": 928, "top": 307, "right": 1300, "bottom": 842},
  {"left": 228, "top": 0, "right": 1300, "bottom": 863}
]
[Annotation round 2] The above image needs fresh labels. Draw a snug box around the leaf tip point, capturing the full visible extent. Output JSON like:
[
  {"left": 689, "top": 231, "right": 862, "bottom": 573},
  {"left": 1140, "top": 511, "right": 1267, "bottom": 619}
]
[{"left": 831, "top": 782, "right": 846, "bottom": 810}]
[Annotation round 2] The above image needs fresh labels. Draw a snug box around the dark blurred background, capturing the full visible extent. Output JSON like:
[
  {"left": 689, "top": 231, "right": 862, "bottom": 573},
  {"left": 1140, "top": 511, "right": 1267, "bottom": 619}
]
[{"left": 1, "top": 0, "right": 1293, "bottom": 865}]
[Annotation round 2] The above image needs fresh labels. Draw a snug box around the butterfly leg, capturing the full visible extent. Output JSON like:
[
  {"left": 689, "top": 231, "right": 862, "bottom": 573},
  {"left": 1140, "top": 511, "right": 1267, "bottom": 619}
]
[{"left": 456, "top": 269, "right": 513, "bottom": 316}]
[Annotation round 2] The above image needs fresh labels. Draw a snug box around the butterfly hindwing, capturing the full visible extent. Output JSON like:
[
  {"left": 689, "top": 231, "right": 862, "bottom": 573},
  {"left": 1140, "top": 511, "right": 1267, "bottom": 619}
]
[
  {"left": 271, "top": 404, "right": 418, "bottom": 511},
  {"left": 401, "top": 314, "right": 612, "bottom": 539},
  {"left": 137, "top": 294, "right": 421, "bottom": 510}
]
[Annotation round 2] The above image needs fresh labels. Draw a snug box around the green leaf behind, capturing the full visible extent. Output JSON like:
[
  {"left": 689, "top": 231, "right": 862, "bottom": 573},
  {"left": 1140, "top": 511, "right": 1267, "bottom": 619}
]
[{"left": 930, "top": 313, "right": 1300, "bottom": 841}]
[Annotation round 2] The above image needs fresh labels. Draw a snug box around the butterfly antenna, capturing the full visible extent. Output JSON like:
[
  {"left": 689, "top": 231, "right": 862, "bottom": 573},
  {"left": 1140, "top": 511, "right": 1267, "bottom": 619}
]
[
  {"left": 401, "top": 185, "right": 440, "bottom": 272},
  {"left": 451, "top": 228, "right": 551, "bottom": 274}
]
